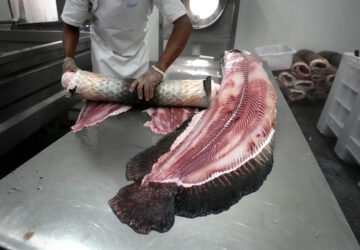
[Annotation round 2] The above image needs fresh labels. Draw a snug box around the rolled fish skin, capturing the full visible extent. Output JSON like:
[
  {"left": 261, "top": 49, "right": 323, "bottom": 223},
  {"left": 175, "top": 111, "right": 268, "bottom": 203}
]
[
  {"left": 62, "top": 70, "right": 220, "bottom": 108},
  {"left": 61, "top": 72, "right": 75, "bottom": 89}
]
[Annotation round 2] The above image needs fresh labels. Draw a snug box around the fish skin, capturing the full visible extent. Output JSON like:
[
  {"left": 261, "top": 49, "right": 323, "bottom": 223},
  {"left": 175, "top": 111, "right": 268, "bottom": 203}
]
[
  {"left": 63, "top": 70, "right": 219, "bottom": 108},
  {"left": 71, "top": 101, "right": 131, "bottom": 132}
]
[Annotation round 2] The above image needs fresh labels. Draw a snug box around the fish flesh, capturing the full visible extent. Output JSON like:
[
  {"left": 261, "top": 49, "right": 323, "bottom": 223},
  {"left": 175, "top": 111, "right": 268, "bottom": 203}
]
[
  {"left": 108, "top": 50, "right": 277, "bottom": 234},
  {"left": 62, "top": 71, "right": 220, "bottom": 132},
  {"left": 318, "top": 51, "right": 342, "bottom": 68},
  {"left": 71, "top": 101, "right": 131, "bottom": 132},
  {"left": 291, "top": 54, "right": 311, "bottom": 79},
  {"left": 286, "top": 88, "right": 307, "bottom": 102},
  {"left": 71, "top": 101, "right": 198, "bottom": 134},
  {"left": 278, "top": 71, "right": 296, "bottom": 88},
  {"left": 294, "top": 79, "right": 315, "bottom": 92},
  {"left": 143, "top": 107, "right": 198, "bottom": 134},
  {"left": 295, "top": 49, "right": 330, "bottom": 76}
]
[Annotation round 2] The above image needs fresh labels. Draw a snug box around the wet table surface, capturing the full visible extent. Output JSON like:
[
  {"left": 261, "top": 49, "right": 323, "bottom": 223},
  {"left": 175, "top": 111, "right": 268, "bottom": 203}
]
[{"left": 0, "top": 57, "right": 359, "bottom": 250}]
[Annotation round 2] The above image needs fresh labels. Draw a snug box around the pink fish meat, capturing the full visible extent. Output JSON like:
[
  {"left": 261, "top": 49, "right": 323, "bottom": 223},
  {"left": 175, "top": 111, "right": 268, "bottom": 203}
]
[
  {"left": 71, "top": 101, "right": 131, "bottom": 132},
  {"left": 109, "top": 50, "right": 277, "bottom": 234},
  {"left": 143, "top": 107, "right": 198, "bottom": 134}
]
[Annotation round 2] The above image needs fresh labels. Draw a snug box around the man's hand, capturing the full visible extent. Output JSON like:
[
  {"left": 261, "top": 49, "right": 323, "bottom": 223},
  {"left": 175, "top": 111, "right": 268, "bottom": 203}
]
[
  {"left": 130, "top": 67, "right": 164, "bottom": 101},
  {"left": 62, "top": 57, "right": 79, "bottom": 74}
]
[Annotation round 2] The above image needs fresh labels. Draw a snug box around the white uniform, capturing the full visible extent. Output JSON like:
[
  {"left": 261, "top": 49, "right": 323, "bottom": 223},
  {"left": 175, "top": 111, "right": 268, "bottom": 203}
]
[{"left": 61, "top": 0, "right": 186, "bottom": 78}]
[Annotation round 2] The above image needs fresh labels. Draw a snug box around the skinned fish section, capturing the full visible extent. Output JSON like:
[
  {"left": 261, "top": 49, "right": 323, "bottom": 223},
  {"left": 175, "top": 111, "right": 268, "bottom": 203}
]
[
  {"left": 62, "top": 71, "right": 219, "bottom": 108},
  {"left": 141, "top": 51, "right": 277, "bottom": 187},
  {"left": 109, "top": 50, "right": 277, "bottom": 234}
]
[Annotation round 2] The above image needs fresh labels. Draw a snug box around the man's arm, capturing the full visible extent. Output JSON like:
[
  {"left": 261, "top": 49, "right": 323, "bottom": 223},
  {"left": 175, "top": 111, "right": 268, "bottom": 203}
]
[
  {"left": 130, "top": 15, "right": 192, "bottom": 101},
  {"left": 156, "top": 14, "right": 192, "bottom": 73},
  {"left": 62, "top": 23, "right": 80, "bottom": 73}
]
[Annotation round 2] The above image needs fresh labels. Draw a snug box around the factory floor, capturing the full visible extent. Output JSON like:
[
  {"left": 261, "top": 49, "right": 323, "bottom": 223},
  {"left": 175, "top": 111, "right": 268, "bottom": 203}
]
[
  {"left": 0, "top": 98, "right": 359, "bottom": 244},
  {"left": 286, "top": 98, "right": 360, "bottom": 244}
]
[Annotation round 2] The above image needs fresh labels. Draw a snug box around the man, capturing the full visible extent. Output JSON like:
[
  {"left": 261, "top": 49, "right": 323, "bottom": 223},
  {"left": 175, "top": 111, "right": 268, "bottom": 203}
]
[{"left": 61, "top": 0, "right": 192, "bottom": 101}]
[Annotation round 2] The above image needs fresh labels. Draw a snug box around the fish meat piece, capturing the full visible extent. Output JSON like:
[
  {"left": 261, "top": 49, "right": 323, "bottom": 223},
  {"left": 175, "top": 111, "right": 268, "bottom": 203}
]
[
  {"left": 286, "top": 88, "right": 306, "bottom": 102},
  {"left": 71, "top": 101, "right": 131, "bottom": 132},
  {"left": 295, "top": 49, "right": 330, "bottom": 73},
  {"left": 143, "top": 107, "right": 198, "bottom": 134},
  {"left": 109, "top": 50, "right": 277, "bottom": 234},
  {"left": 71, "top": 102, "right": 197, "bottom": 134},
  {"left": 318, "top": 51, "right": 342, "bottom": 68},
  {"left": 291, "top": 54, "right": 311, "bottom": 79},
  {"left": 278, "top": 71, "right": 295, "bottom": 88},
  {"left": 62, "top": 71, "right": 218, "bottom": 108},
  {"left": 294, "top": 79, "right": 315, "bottom": 92}
]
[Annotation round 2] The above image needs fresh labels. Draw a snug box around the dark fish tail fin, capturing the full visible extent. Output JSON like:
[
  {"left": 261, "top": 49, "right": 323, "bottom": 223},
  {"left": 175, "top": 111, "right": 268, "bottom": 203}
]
[
  {"left": 126, "top": 146, "right": 162, "bottom": 182},
  {"left": 109, "top": 182, "right": 178, "bottom": 234},
  {"left": 203, "top": 76, "right": 212, "bottom": 98},
  {"left": 175, "top": 139, "right": 274, "bottom": 218}
]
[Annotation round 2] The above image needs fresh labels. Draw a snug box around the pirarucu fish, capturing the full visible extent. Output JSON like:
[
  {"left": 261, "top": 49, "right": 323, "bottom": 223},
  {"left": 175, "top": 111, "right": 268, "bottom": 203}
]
[
  {"left": 62, "top": 71, "right": 220, "bottom": 132},
  {"left": 108, "top": 50, "right": 277, "bottom": 234}
]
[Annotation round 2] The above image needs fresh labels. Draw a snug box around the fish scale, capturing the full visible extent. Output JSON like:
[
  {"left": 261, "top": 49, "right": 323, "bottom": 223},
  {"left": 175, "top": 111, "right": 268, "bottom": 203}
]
[{"left": 65, "top": 70, "right": 217, "bottom": 108}]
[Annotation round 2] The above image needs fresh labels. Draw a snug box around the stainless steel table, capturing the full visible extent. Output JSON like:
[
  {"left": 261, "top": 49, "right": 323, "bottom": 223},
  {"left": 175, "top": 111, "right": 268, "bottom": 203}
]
[{"left": 0, "top": 58, "right": 359, "bottom": 250}]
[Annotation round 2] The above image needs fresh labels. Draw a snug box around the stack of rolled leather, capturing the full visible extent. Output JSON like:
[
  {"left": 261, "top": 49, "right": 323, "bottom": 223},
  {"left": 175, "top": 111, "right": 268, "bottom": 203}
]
[{"left": 277, "top": 50, "right": 342, "bottom": 102}]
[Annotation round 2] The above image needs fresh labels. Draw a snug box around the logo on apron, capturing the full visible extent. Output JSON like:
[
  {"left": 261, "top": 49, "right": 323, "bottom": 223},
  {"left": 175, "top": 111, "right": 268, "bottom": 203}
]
[{"left": 126, "top": 2, "right": 138, "bottom": 8}]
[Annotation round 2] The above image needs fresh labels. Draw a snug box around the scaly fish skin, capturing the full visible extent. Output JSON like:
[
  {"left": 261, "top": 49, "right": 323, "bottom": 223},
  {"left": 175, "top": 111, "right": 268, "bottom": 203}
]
[{"left": 62, "top": 70, "right": 219, "bottom": 108}]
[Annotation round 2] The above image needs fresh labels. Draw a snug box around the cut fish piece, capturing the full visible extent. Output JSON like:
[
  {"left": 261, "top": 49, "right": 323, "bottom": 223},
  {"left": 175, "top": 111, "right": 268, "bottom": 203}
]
[
  {"left": 278, "top": 71, "right": 296, "bottom": 88},
  {"left": 143, "top": 107, "right": 198, "bottom": 134},
  {"left": 109, "top": 50, "right": 277, "bottom": 234},
  {"left": 71, "top": 101, "right": 131, "bottom": 132}
]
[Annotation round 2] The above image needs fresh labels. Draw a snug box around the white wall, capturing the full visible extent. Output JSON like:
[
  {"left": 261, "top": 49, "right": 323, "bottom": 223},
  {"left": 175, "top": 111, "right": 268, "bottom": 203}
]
[
  {"left": 148, "top": 7, "right": 159, "bottom": 62},
  {"left": 0, "top": 0, "right": 12, "bottom": 21},
  {"left": 235, "top": 0, "right": 360, "bottom": 53}
]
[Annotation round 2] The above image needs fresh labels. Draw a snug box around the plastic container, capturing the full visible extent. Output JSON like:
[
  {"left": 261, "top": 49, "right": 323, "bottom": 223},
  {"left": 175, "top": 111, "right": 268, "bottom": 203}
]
[
  {"left": 254, "top": 44, "right": 296, "bottom": 71},
  {"left": 317, "top": 52, "right": 360, "bottom": 165}
]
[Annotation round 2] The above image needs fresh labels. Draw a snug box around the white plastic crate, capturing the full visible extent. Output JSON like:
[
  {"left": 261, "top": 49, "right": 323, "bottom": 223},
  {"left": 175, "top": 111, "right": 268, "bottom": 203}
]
[
  {"left": 254, "top": 44, "right": 296, "bottom": 71},
  {"left": 317, "top": 52, "right": 360, "bottom": 165}
]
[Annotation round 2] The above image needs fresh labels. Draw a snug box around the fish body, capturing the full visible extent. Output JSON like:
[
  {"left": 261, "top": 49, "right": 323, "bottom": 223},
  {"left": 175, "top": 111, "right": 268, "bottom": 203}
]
[{"left": 109, "top": 50, "right": 277, "bottom": 234}]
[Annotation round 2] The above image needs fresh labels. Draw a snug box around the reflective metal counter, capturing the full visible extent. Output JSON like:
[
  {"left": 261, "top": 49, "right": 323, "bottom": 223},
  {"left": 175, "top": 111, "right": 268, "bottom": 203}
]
[{"left": 0, "top": 58, "right": 359, "bottom": 250}]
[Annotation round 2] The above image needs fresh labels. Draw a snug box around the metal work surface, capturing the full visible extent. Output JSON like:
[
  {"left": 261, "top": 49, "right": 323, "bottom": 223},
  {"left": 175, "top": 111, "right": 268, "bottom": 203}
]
[
  {"left": 0, "top": 30, "right": 90, "bottom": 76},
  {"left": 0, "top": 42, "right": 44, "bottom": 54},
  {"left": 0, "top": 61, "right": 359, "bottom": 250}
]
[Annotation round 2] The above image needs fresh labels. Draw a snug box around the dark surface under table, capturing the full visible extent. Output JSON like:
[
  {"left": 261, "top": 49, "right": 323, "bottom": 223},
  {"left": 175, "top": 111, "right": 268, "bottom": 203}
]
[
  {"left": 0, "top": 111, "right": 73, "bottom": 180},
  {"left": 285, "top": 97, "right": 360, "bottom": 244},
  {"left": 0, "top": 41, "right": 45, "bottom": 54}
]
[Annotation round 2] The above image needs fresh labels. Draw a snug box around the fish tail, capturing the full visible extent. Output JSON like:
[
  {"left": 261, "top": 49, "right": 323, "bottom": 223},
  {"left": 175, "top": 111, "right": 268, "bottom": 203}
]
[
  {"left": 109, "top": 182, "right": 178, "bottom": 234},
  {"left": 175, "top": 138, "right": 274, "bottom": 218}
]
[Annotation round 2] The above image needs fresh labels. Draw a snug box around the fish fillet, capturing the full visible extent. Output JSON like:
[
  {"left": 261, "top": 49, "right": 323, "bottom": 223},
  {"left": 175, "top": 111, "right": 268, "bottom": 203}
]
[
  {"left": 143, "top": 107, "right": 198, "bottom": 134},
  {"left": 71, "top": 101, "right": 131, "bottom": 132},
  {"left": 109, "top": 50, "right": 277, "bottom": 234}
]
